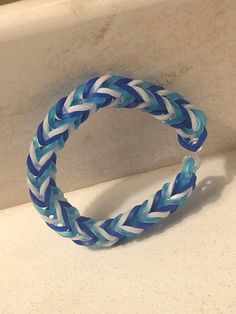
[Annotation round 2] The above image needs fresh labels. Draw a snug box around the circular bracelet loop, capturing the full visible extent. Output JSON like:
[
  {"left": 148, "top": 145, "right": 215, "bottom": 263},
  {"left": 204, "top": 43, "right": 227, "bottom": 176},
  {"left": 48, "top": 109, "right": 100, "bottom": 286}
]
[{"left": 27, "top": 75, "right": 207, "bottom": 247}]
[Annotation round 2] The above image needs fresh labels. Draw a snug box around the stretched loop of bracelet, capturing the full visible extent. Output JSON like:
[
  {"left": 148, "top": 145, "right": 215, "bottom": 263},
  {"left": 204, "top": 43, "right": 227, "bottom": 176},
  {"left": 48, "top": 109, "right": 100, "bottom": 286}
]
[{"left": 27, "top": 75, "right": 207, "bottom": 248}]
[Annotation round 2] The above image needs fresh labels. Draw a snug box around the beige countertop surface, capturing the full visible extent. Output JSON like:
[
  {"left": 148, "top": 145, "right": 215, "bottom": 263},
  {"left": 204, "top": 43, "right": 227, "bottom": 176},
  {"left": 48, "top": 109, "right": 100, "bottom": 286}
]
[{"left": 1, "top": 149, "right": 236, "bottom": 314}]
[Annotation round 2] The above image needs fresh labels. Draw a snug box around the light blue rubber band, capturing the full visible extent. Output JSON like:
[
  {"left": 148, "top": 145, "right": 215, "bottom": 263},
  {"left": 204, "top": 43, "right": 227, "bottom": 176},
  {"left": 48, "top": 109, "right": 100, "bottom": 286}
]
[{"left": 27, "top": 75, "right": 207, "bottom": 247}]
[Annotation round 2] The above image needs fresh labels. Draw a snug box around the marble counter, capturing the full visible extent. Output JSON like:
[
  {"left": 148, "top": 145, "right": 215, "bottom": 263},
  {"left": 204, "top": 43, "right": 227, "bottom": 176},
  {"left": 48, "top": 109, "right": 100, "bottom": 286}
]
[{"left": 0, "top": 149, "right": 236, "bottom": 313}]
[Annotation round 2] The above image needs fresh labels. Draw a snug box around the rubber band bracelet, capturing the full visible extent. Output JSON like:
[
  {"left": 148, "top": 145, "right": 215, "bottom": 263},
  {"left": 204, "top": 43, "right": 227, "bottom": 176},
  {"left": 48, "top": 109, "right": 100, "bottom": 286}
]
[{"left": 27, "top": 75, "right": 207, "bottom": 248}]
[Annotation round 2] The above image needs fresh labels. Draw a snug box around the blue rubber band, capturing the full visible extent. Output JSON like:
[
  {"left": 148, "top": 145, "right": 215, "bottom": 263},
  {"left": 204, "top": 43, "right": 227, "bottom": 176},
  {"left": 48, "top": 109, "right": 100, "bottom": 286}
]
[{"left": 27, "top": 75, "right": 207, "bottom": 248}]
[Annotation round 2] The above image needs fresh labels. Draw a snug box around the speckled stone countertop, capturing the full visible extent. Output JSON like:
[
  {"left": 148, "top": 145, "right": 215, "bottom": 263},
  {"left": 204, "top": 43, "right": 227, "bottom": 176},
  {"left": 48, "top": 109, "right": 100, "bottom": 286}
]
[{"left": 1, "top": 149, "right": 235, "bottom": 314}]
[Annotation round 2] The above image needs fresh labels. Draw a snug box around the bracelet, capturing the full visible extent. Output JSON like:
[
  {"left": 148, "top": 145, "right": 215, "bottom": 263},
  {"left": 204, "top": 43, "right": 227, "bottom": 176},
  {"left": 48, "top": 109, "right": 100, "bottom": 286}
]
[{"left": 27, "top": 75, "right": 207, "bottom": 248}]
